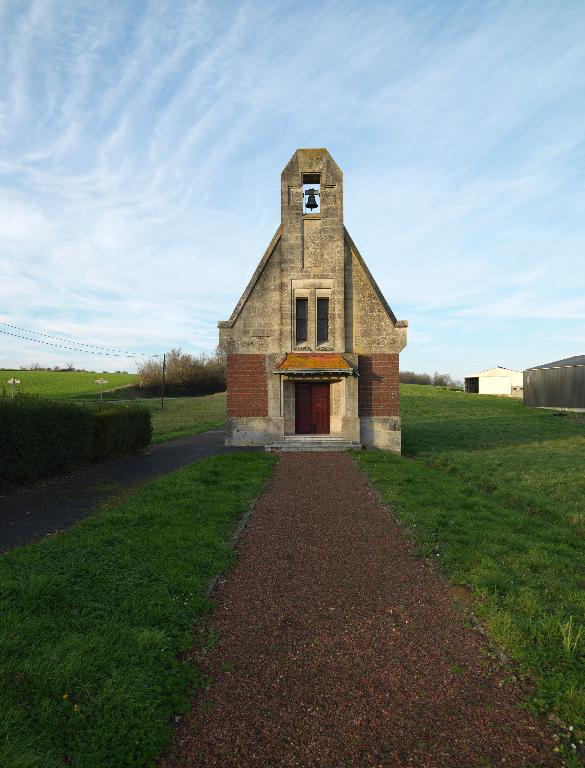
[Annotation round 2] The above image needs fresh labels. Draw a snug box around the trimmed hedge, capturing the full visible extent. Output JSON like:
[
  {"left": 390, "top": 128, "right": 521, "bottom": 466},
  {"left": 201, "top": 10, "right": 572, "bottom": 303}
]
[
  {"left": 0, "top": 396, "right": 94, "bottom": 488},
  {"left": 0, "top": 396, "right": 151, "bottom": 489},
  {"left": 93, "top": 406, "right": 152, "bottom": 460}
]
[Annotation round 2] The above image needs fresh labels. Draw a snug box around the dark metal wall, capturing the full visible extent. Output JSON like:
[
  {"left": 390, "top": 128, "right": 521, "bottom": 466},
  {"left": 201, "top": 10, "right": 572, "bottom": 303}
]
[{"left": 523, "top": 366, "right": 585, "bottom": 408}]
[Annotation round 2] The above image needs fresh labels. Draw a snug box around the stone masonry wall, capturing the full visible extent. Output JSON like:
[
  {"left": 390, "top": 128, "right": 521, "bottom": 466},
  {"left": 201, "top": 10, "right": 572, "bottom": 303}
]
[
  {"left": 279, "top": 149, "right": 345, "bottom": 353},
  {"left": 226, "top": 354, "right": 268, "bottom": 417},
  {"left": 344, "top": 240, "right": 407, "bottom": 355},
  {"left": 218, "top": 149, "right": 407, "bottom": 451},
  {"left": 219, "top": 239, "right": 283, "bottom": 355},
  {"left": 358, "top": 354, "right": 400, "bottom": 416}
]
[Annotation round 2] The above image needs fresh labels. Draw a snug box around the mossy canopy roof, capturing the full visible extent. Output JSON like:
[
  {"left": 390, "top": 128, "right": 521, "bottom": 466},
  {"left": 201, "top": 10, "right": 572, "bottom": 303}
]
[{"left": 275, "top": 353, "right": 352, "bottom": 372}]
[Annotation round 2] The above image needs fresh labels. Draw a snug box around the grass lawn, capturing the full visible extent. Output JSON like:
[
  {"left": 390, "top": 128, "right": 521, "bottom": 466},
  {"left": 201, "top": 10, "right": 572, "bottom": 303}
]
[
  {"left": 0, "top": 453, "right": 276, "bottom": 768},
  {"left": 147, "top": 393, "right": 226, "bottom": 444},
  {"left": 97, "top": 392, "right": 227, "bottom": 444},
  {"left": 1, "top": 366, "right": 227, "bottom": 444},
  {"left": 0, "top": 369, "right": 136, "bottom": 399},
  {"left": 355, "top": 385, "right": 585, "bottom": 759}
]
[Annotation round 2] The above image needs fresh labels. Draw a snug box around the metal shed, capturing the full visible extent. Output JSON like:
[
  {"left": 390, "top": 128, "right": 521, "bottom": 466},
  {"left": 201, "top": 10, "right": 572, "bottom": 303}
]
[
  {"left": 464, "top": 366, "right": 523, "bottom": 397},
  {"left": 523, "top": 355, "right": 585, "bottom": 409}
]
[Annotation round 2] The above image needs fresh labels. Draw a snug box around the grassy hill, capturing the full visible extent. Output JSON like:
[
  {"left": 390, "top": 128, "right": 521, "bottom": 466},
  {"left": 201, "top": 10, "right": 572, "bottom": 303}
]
[
  {"left": 0, "top": 383, "right": 582, "bottom": 763},
  {"left": 0, "top": 369, "right": 227, "bottom": 445},
  {"left": 0, "top": 370, "right": 136, "bottom": 400},
  {"left": 144, "top": 393, "right": 226, "bottom": 443},
  {"left": 358, "top": 385, "right": 585, "bottom": 756},
  {"left": 399, "top": 385, "right": 585, "bottom": 544},
  {"left": 0, "top": 453, "right": 276, "bottom": 768},
  {"left": 2, "top": 378, "right": 582, "bottom": 746}
]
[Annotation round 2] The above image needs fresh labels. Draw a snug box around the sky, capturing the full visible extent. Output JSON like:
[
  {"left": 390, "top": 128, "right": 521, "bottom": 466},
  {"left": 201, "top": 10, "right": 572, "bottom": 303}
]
[{"left": 0, "top": 0, "right": 584, "bottom": 380}]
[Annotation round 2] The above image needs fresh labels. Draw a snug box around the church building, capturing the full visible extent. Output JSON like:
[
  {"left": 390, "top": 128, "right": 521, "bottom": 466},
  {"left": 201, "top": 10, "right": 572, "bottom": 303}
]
[{"left": 218, "top": 149, "right": 407, "bottom": 451}]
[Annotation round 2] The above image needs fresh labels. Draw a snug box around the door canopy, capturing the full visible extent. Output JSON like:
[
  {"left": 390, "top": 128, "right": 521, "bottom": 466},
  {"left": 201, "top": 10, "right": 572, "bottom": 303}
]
[{"left": 274, "top": 353, "right": 356, "bottom": 377}]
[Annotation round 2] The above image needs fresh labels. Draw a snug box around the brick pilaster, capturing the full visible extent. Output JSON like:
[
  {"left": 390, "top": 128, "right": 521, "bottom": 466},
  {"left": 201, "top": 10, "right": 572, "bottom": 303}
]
[
  {"left": 358, "top": 354, "right": 400, "bottom": 417},
  {"left": 227, "top": 354, "right": 268, "bottom": 417}
]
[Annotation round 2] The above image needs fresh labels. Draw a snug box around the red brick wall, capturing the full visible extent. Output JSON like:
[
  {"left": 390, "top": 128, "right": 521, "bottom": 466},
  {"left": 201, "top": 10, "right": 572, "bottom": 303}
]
[
  {"left": 227, "top": 354, "right": 268, "bottom": 417},
  {"left": 358, "top": 354, "right": 400, "bottom": 417}
]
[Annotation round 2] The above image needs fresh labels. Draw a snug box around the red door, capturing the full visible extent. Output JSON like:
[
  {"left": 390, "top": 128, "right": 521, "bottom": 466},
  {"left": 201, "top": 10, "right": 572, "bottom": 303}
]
[
  {"left": 295, "top": 383, "right": 313, "bottom": 434},
  {"left": 295, "top": 383, "right": 330, "bottom": 434},
  {"left": 312, "top": 383, "right": 330, "bottom": 434}
]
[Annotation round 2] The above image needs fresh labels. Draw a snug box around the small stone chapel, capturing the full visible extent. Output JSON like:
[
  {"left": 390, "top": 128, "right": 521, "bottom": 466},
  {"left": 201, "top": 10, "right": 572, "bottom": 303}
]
[{"left": 218, "top": 148, "right": 407, "bottom": 452}]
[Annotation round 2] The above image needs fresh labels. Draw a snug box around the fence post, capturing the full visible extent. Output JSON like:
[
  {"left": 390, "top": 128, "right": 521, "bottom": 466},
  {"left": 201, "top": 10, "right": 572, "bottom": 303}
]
[{"left": 161, "top": 353, "right": 166, "bottom": 411}]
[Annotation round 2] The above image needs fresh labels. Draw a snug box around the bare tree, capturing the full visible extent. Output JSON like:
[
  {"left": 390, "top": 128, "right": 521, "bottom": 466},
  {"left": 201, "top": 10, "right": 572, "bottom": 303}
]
[{"left": 137, "top": 347, "right": 226, "bottom": 395}]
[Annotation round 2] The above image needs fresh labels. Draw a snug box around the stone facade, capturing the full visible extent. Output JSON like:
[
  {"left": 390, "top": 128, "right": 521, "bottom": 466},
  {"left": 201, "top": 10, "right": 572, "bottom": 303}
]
[{"left": 218, "top": 148, "right": 407, "bottom": 451}]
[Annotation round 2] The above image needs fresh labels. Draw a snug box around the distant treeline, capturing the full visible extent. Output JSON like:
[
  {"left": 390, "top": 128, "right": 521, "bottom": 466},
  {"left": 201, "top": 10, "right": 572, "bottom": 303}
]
[
  {"left": 137, "top": 348, "right": 226, "bottom": 396},
  {"left": 15, "top": 363, "right": 129, "bottom": 373},
  {"left": 400, "top": 370, "right": 462, "bottom": 389},
  {"left": 139, "top": 354, "right": 459, "bottom": 395},
  {"left": 13, "top": 360, "right": 458, "bottom": 392}
]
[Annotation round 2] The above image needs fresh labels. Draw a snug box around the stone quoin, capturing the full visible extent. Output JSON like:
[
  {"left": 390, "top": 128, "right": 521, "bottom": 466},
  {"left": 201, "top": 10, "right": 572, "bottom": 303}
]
[{"left": 218, "top": 148, "right": 408, "bottom": 451}]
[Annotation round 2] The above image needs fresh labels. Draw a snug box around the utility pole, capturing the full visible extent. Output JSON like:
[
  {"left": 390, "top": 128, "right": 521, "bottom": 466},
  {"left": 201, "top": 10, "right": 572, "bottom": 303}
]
[{"left": 161, "top": 353, "right": 166, "bottom": 411}]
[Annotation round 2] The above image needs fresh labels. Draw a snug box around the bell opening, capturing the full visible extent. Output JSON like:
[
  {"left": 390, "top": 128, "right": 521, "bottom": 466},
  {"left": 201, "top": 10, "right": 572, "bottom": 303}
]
[{"left": 302, "top": 173, "right": 321, "bottom": 214}]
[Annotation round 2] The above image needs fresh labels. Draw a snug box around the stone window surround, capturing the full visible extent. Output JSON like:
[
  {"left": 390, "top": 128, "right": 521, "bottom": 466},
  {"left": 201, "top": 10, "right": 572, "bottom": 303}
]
[
  {"left": 291, "top": 281, "right": 334, "bottom": 351},
  {"left": 292, "top": 288, "right": 310, "bottom": 349},
  {"left": 315, "top": 288, "right": 332, "bottom": 348}
]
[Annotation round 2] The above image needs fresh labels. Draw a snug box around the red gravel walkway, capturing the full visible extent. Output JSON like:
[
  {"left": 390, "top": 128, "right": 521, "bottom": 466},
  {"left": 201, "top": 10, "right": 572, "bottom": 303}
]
[{"left": 161, "top": 453, "right": 559, "bottom": 768}]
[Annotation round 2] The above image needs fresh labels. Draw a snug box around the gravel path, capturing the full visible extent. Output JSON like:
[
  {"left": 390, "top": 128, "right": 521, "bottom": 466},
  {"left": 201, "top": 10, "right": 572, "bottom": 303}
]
[
  {"left": 161, "top": 452, "right": 559, "bottom": 768},
  {"left": 0, "top": 429, "right": 258, "bottom": 554}
]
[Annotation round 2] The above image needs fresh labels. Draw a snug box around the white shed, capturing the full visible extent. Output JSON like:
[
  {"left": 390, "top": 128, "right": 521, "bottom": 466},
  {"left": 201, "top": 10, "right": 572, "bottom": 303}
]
[{"left": 464, "top": 367, "right": 523, "bottom": 397}]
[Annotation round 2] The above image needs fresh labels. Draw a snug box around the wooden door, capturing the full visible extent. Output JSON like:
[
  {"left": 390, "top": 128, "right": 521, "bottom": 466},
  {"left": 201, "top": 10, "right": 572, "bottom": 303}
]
[
  {"left": 311, "top": 383, "right": 330, "bottom": 434},
  {"left": 295, "top": 382, "right": 330, "bottom": 434},
  {"left": 295, "top": 383, "right": 313, "bottom": 434}
]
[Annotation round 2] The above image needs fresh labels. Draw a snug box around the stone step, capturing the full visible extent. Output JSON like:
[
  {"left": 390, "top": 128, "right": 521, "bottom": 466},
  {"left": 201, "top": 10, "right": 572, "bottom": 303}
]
[{"left": 265, "top": 439, "right": 360, "bottom": 452}]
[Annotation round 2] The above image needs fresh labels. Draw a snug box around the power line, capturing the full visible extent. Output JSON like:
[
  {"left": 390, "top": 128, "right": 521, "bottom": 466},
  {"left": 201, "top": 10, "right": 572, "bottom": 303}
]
[
  {"left": 0, "top": 328, "right": 152, "bottom": 358},
  {"left": 0, "top": 322, "right": 153, "bottom": 357},
  {"left": 0, "top": 321, "right": 148, "bottom": 356}
]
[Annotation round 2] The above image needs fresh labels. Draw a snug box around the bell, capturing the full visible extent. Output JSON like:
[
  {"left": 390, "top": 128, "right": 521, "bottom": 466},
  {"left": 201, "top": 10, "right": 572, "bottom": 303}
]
[{"left": 305, "top": 188, "right": 319, "bottom": 211}]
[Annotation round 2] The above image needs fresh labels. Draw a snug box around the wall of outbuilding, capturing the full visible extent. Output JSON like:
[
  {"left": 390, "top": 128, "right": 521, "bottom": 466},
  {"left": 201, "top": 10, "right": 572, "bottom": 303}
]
[{"left": 524, "top": 366, "right": 585, "bottom": 409}]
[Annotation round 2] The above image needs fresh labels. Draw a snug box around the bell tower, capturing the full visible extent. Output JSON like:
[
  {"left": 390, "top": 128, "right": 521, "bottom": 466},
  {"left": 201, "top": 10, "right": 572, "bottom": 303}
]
[
  {"left": 279, "top": 148, "right": 345, "bottom": 351},
  {"left": 219, "top": 147, "right": 406, "bottom": 451}
]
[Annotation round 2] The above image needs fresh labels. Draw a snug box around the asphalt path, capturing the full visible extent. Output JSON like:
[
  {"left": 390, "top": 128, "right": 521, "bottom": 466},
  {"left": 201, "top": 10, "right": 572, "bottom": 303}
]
[{"left": 0, "top": 430, "right": 259, "bottom": 554}]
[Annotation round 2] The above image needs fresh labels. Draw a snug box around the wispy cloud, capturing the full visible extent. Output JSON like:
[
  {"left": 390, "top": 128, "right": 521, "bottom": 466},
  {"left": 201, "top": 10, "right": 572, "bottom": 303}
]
[{"left": 0, "top": 0, "right": 584, "bottom": 375}]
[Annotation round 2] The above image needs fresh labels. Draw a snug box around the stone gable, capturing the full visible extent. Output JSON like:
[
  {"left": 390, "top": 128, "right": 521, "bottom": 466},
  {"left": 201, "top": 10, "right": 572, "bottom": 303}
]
[{"left": 218, "top": 148, "right": 407, "bottom": 452}]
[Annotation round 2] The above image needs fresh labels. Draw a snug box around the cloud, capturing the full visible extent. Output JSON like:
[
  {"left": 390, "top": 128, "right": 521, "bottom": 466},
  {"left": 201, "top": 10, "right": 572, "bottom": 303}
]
[
  {"left": 0, "top": 0, "right": 584, "bottom": 373},
  {"left": 455, "top": 293, "right": 585, "bottom": 322},
  {"left": 0, "top": 194, "right": 55, "bottom": 244}
]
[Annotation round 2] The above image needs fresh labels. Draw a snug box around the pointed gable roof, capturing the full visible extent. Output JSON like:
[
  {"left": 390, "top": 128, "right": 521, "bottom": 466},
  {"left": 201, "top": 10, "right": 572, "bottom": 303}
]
[
  {"left": 344, "top": 228, "right": 404, "bottom": 327},
  {"left": 218, "top": 226, "right": 281, "bottom": 329}
]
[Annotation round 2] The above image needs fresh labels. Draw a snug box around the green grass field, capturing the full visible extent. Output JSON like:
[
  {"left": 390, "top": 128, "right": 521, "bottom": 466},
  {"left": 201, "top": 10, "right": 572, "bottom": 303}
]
[
  {"left": 356, "top": 385, "right": 585, "bottom": 759},
  {"left": 2, "top": 383, "right": 583, "bottom": 762},
  {"left": 0, "top": 369, "right": 136, "bottom": 399},
  {"left": 143, "top": 393, "right": 226, "bottom": 444},
  {"left": 0, "top": 370, "right": 228, "bottom": 444},
  {"left": 0, "top": 453, "right": 276, "bottom": 768}
]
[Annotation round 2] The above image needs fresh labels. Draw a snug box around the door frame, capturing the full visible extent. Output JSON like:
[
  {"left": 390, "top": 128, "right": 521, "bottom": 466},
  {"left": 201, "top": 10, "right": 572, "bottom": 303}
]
[{"left": 294, "top": 381, "right": 330, "bottom": 435}]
